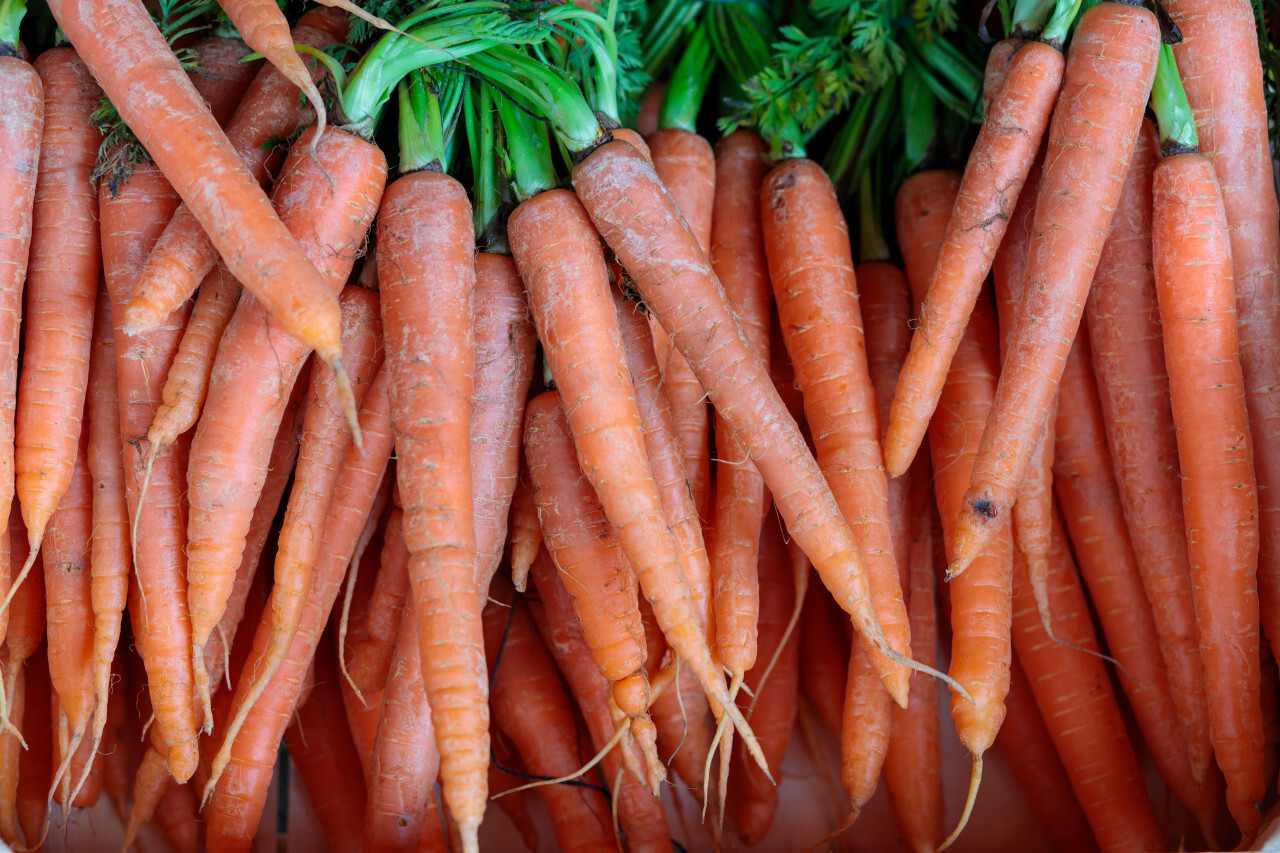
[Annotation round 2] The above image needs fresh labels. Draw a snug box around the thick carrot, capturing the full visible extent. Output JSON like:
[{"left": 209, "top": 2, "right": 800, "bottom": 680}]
[
  {"left": 471, "top": 253, "right": 536, "bottom": 590},
  {"left": 647, "top": 127, "right": 714, "bottom": 521},
  {"left": 100, "top": 159, "right": 198, "bottom": 780},
  {"left": 1011, "top": 507, "right": 1163, "bottom": 851},
  {"left": 574, "top": 140, "right": 912, "bottom": 704},
  {"left": 204, "top": 367, "right": 393, "bottom": 850},
  {"left": 883, "top": 518, "right": 943, "bottom": 853},
  {"left": 510, "top": 189, "right": 763, "bottom": 757},
  {"left": 185, "top": 125, "right": 384, "bottom": 732},
  {"left": 124, "top": 6, "right": 346, "bottom": 333},
  {"left": 47, "top": 0, "right": 353, "bottom": 376},
  {"left": 999, "top": 655, "right": 1100, "bottom": 853},
  {"left": 707, "top": 129, "right": 772, "bottom": 681},
  {"left": 207, "top": 286, "right": 382, "bottom": 796},
  {"left": 884, "top": 38, "right": 1063, "bottom": 475},
  {"left": 483, "top": 579, "right": 614, "bottom": 853},
  {"left": 731, "top": 517, "right": 800, "bottom": 845},
  {"left": 507, "top": 476, "right": 541, "bottom": 593},
  {"left": 1154, "top": 149, "right": 1264, "bottom": 839},
  {"left": 376, "top": 168, "right": 486, "bottom": 852},
  {"left": 1164, "top": 0, "right": 1280, "bottom": 678},
  {"left": 952, "top": 4, "right": 1161, "bottom": 575},
  {"left": 526, "top": 549, "right": 674, "bottom": 853},
  {"left": 1083, "top": 117, "right": 1210, "bottom": 784},
  {"left": 7, "top": 47, "right": 100, "bottom": 628},
  {"left": 286, "top": 640, "right": 367, "bottom": 853}
]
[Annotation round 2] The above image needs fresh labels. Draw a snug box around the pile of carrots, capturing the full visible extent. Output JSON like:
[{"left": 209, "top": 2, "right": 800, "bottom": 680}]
[{"left": 0, "top": 0, "right": 1278, "bottom": 850}]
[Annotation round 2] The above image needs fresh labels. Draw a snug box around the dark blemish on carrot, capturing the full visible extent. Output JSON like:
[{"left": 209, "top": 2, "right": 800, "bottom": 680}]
[{"left": 973, "top": 499, "right": 997, "bottom": 519}]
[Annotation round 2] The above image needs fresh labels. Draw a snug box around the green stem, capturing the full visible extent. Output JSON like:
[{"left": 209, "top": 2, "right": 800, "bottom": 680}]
[
  {"left": 1151, "top": 43, "right": 1198, "bottom": 153},
  {"left": 397, "top": 70, "right": 463, "bottom": 174},
  {"left": 0, "top": 0, "right": 26, "bottom": 54},
  {"left": 1040, "top": 0, "right": 1084, "bottom": 46},
  {"left": 858, "top": 169, "right": 889, "bottom": 263},
  {"left": 824, "top": 94, "right": 874, "bottom": 189},
  {"left": 1010, "top": 0, "right": 1056, "bottom": 35},
  {"left": 642, "top": 0, "right": 703, "bottom": 76},
  {"left": 468, "top": 84, "right": 506, "bottom": 244},
  {"left": 495, "top": 94, "right": 557, "bottom": 202},
  {"left": 658, "top": 18, "right": 715, "bottom": 132}
]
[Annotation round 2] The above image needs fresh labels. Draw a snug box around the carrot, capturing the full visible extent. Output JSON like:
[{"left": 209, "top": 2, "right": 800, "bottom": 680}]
[
  {"left": 840, "top": 632, "right": 892, "bottom": 815},
  {"left": 0, "top": 651, "right": 22, "bottom": 846},
  {"left": 730, "top": 517, "right": 800, "bottom": 845},
  {"left": 204, "top": 367, "right": 393, "bottom": 850},
  {"left": 53, "top": 701, "right": 99, "bottom": 809},
  {"left": 16, "top": 643, "right": 50, "bottom": 848},
  {"left": 507, "top": 476, "right": 541, "bottom": 593},
  {"left": 5, "top": 46, "right": 100, "bottom": 644},
  {"left": 893, "top": 170, "right": 961, "bottom": 316},
  {"left": 707, "top": 129, "right": 773, "bottom": 684},
  {"left": 206, "top": 286, "right": 382, "bottom": 796},
  {"left": 1164, "top": 0, "right": 1280, "bottom": 679},
  {"left": 364, "top": 603, "right": 439, "bottom": 853},
  {"left": 636, "top": 81, "right": 666, "bottom": 137},
  {"left": 343, "top": 508, "right": 409, "bottom": 702},
  {"left": 1153, "top": 131, "right": 1264, "bottom": 838},
  {"left": 184, "top": 125, "right": 384, "bottom": 739},
  {"left": 187, "top": 32, "right": 260, "bottom": 127},
  {"left": 883, "top": 517, "right": 943, "bottom": 853},
  {"left": 123, "top": 5, "right": 346, "bottom": 334},
  {"left": 951, "top": 3, "right": 1161, "bottom": 576},
  {"left": 798, "top": 581, "right": 848, "bottom": 739},
  {"left": 154, "top": 780, "right": 200, "bottom": 853},
  {"left": 1053, "top": 330, "right": 1221, "bottom": 833},
  {"left": 884, "top": 36, "right": 1064, "bottom": 475},
  {"left": 339, "top": 520, "right": 388, "bottom": 786},
  {"left": 574, "top": 139, "right": 915, "bottom": 704},
  {"left": 100, "top": 158, "right": 198, "bottom": 781},
  {"left": 1011, "top": 506, "right": 1163, "bottom": 851},
  {"left": 999, "top": 655, "right": 1100, "bottom": 853},
  {"left": 46, "top": 0, "right": 354, "bottom": 384},
  {"left": 124, "top": 734, "right": 172, "bottom": 852},
  {"left": 82, "top": 287, "right": 130, "bottom": 807},
  {"left": 483, "top": 578, "right": 615, "bottom": 853},
  {"left": 286, "top": 640, "right": 367, "bottom": 853},
  {"left": 526, "top": 549, "right": 674, "bottom": 853},
  {"left": 1083, "top": 117, "right": 1211, "bottom": 785},
  {"left": 470, "top": 253, "right": 536, "bottom": 591},
  {"left": 646, "top": 127, "right": 714, "bottom": 522},
  {"left": 376, "top": 167, "right": 488, "bottom": 853},
  {"left": 509, "top": 189, "right": 765, "bottom": 762},
  {"left": 488, "top": 733, "right": 539, "bottom": 852}
]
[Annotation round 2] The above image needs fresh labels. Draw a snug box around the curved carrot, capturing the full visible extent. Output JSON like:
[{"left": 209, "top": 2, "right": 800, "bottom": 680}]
[
  {"left": 707, "top": 129, "right": 772, "bottom": 681},
  {"left": 884, "top": 39, "right": 1063, "bottom": 475},
  {"left": 185, "top": 125, "right": 384, "bottom": 736},
  {"left": 952, "top": 3, "right": 1161, "bottom": 576},
  {"left": 7, "top": 47, "right": 100, "bottom": 633},
  {"left": 124, "top": 7, "right": 347, "bottom": 333},
  {"left": 1154, "top": 150, "right": 1264, "bottom": 839},
  {"left": 471, "top": 253, "right": 536, "bottom": 591},
  {"left": 1083, "top": 118, "right": 1210, "bottom": 784},
  {"left": 47, "top": 0, "right": 353, "bottom": 380},
  {"left": 1165, "top": 0, "right": 1280, "bottom": 683},
  {"left": 573, "top": 140, "right": 912, "bottom": 705}
]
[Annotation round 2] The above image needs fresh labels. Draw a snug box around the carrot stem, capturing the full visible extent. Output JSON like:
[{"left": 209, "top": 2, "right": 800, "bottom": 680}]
[
  {"left": 397, "top": 70, "right": 463, "bottom": 175},
  {"left": 657, "top": 18, "right": 714, "bottom": 132},
  {"left": 1151, "top": 44, "right": 1198, "bottom": 152},
  {"left": 1041, "top": 0, "right": 1085, "bottom": 45},
  {"left": 0, "top": 0, "right": 27, "bottom": 51},
  {"left": 1011, "top": 0, "right": 1058, "bottom": 34}
]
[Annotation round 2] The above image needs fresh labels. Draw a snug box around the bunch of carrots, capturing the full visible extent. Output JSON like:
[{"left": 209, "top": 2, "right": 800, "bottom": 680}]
[{"left": 0, "top": 0, "right": 1278, "bottom": 849}]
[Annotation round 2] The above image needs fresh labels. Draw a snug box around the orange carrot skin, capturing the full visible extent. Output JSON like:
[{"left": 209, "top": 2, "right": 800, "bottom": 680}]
[
  {"left": 1011, "top": 508, "right": 1163, "bottom": 852},
  {"left": 1165, "top": 0, "right": 1280, "bottom": 680},
  {"left": 508, "top": 475, "right": 541, "bottom": 592},
  {"left": 286, "top": 642, "right": 367, "bottom": 853},
  {"left": 483, "top": 580, "right": 614, "bottom": 853},
  {"left": 647, "top": 128, "right": 714, "bottom": 520},
  {"left": 3, "top": 506, "right": 41, "bottom": 705},
  {"left": 893, "top": 171, "right": 961, "bottom": 315},
  {"left": 186, "top": 126, "right": 384, "bottom": 668},
  {"left": 574, "top": 140, "right": 909, "bottom": 704},
  {"left": 15, "top": 640, "right": 50, "bottom": 848},
  {"left": 883, "top": 520, "right": 943, "bottom": 853},
  {"left": 636, "top": 81, "right": 665, "bottom": 137},
  {"left": 1054, "top": 332, "right": 1219, "bottom": 823},
  {"left": 0, "top": 56, "right": 41, "bottom": 636},
  {"left": 981, "top": 39, "right": 1018, "bottom": 109},
  {"left": 956, "top": 4, "right": 1161, "bottom": 569},
  {"left": 841, "top": 633, "right": 892, "bottom": 810},
  {"left": 526, "top": 549, "right": 674, "bottom": 853},
  {"left": 708, "top": 129, "right": 773, "bottom": 674},
  {"left": 376, "top": 169, "right": 486, "bottom": 847},
  {"left": 124, "top": 7, "right": 347, "bottom": 332},
  {"left": 471, "top": 253, "right": 535, "bottom": 590},
  {"left": 731, "top": 518, "right": 800, "bottom": 845},
  {"left": 1083, "top": 119, "right": 1210, "bottom": 783},
  {"left": 154, "top": 780, "right": 200, "bottom": 853},
  {"left": 1000, "top": 656, "right": 1101, "bottom": 853},
  {"left": 799, "top": 581, "right": 848, "bottom": 737},
  {"left": 488, "top": 735, "right": 541, "bottom": 853},
  {"left": 15, "top": 47, "right": 100, "bottom": 555},
  {"left": 1154, "top": 152, "right": 1264, "bottom": 837},
  {"left": 47, "top": 0, "right": 349, "bottom": 367},
  {"left": 762, "top": 157, "right": 910, "bottom": 681},
  {"left": 187, "top": 35, "right": 259, "bottom": 127},
  {"left": 346, "top": 508, "right": 410, "bottom": 697},
  {"left": 0, "top": 661, "right": 23, "bottom": 846},
  {"left": 885, "top": 39, "right": 1062, "bottom": 476}
]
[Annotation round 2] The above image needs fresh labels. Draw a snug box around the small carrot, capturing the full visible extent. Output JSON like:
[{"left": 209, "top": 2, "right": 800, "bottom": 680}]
[{"left": 507, "top": 475, "right": 541, "bottom": 594}]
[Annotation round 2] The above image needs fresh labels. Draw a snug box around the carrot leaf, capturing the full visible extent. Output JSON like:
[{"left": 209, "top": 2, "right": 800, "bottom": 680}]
[{"left": 0, "top": 0, "right": 26, "bottom": 54}]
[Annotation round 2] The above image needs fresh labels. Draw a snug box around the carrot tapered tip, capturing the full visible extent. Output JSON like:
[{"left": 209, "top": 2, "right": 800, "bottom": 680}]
[
  {"left": 883, "top": 420, "right": 923, "bottom": 479},
  {"left": 946, "top": 498, "right": 1003, "bottom": 579},
  {"left": 332, "top": 359, "right": 364, "bottom": 450}
]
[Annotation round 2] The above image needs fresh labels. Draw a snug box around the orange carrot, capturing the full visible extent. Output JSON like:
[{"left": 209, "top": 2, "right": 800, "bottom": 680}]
[
  {"left": 0, "top": 656, "right": 22, "bottom": 846},
  {"left": 893, "top": 171, "right": 961, "bottom": 316},
  {"left": 507, "top": 475, "right": 541, "bottom": 593},
  {"left": 1, "top": 506, "right": 39, "bottom": 731},
  {"left": 636, "top": 81, "right": 666, "bottom": 138},
  {"left": 952, "top": 4, "right": 1161, "bottom": 576},
  {"left": 344, "top": 507, "right": 410, "bottom": 703},
  {"left": 15, "top": 640, "right": 50, "bottom": 848},
  {"left": 1083, "top": 117, "right": 1211, "bottom": 784},
  {"left": 489, "top": 732, "right": 540, "bottom": 853},
  {"left": 186, "top": 33, "right": 260, "bottom": 127},
  {"left": 123, "top": 6, "right": 346, "bottom": 334},
  {"left": 1154, "top": 147, "right": 1264, "bottom": 839},
  {"left": 798, "top": 581, "right": 848, "bottom": 739},
  {"left": 154, "top": 780, "right": 200, "bottom": 853}
]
